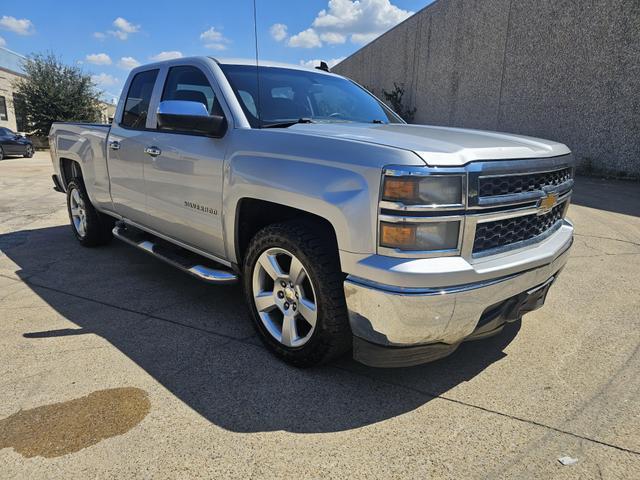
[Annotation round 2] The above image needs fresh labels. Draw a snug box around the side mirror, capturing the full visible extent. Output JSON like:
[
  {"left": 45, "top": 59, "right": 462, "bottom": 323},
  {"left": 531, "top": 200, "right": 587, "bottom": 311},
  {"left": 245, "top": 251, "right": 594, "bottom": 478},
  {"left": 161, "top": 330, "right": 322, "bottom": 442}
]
[{"left": 156, "top": 100, "right": 227, "bottom": 138}]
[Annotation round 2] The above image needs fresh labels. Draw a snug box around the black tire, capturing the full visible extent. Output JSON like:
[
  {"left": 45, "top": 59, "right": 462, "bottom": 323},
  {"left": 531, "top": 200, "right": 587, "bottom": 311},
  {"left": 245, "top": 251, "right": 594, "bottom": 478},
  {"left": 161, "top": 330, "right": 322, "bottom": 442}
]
[
  {"left": 23, "top": 145, "right": 34, "bottom": 158},
  {"left": 0, "top": 146, "right": 4, "bottom": 161},
  {"left": 66, "top": 179, "right": 114, "bottom": 247},
  {"left": 243, "top": 221, "right": 351, "bottom": 367}
]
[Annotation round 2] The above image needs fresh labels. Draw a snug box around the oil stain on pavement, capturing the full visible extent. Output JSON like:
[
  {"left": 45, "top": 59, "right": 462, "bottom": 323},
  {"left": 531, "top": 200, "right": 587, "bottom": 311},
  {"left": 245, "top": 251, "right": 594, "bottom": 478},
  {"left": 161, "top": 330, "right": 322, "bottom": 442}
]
[{"left": 0, "top": 387, "right": 150, "bottom": 458}]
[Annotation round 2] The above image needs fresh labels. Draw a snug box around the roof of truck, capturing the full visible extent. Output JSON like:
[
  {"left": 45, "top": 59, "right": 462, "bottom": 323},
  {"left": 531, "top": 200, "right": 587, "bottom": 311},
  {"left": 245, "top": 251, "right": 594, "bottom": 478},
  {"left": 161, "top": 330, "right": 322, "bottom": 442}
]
[
  {"left": 130, "top": 56, "right": 338, "bottom": 78},
  {"left": 212, "top": 57, "right": 335, "bottom": 74}
]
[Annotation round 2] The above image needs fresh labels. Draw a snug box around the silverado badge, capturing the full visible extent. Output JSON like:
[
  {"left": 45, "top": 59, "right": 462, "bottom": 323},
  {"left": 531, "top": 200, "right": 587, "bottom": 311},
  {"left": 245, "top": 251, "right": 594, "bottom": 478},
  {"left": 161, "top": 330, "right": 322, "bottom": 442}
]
[{"left": 184, "top": 201, "right": 217, "bottom": 215}]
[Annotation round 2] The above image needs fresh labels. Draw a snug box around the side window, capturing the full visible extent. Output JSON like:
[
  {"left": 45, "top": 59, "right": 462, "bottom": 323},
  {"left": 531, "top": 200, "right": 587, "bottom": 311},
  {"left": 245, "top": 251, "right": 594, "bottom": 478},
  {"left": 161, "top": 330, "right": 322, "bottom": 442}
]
[
  {"left": 161, "top": 66, "right": 222, "bottom": 117},
  {"left": 121, "top": 69, "right": 159, "bottom": 129},
  {"left": 0, "top": 96, "right": 7, "bottom": 121}
]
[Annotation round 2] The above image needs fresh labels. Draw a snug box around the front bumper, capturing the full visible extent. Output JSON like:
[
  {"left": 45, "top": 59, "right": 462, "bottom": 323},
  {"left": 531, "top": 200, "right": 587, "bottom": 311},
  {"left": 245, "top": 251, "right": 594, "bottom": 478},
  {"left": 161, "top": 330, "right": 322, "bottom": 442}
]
[{"left": 344, "top": 222, "right": 573, "bottom": 367}]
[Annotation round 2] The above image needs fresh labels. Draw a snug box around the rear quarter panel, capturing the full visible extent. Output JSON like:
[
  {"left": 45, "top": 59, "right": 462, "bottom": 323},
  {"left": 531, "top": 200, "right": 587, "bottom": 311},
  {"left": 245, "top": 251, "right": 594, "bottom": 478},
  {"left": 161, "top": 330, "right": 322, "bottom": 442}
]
[{"left": 50, "top": 123, "right": 111, "bottom": 209}]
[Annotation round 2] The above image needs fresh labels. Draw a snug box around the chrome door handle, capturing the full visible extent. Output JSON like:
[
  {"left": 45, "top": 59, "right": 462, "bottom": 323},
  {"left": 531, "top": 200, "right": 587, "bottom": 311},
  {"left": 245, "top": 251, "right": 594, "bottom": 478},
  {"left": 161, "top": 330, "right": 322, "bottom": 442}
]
[
  {"left": 144, "top": 146, "right": 161, "bottom": 157},
  {"left": 109, "top": 140, "right": 120, "bottom": 150}
]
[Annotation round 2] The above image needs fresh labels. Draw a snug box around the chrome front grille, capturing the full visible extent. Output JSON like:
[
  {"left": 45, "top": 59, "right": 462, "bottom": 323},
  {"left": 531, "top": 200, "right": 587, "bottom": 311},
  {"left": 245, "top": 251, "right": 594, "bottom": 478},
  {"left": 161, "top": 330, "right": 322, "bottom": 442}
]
[
  {"left": 478, "top": 167, "right": 573, "bottom": 197},
  {"left": 380, "top": 154, "right": 575, "bottom": 260},
  {"left": 472, "top": 202, "right": 566, "bottom": 254}
]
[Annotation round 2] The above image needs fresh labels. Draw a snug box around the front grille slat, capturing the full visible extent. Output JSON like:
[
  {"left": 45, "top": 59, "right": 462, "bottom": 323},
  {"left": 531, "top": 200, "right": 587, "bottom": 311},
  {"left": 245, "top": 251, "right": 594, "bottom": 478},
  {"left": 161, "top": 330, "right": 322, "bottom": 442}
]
[
  {"left": 473, "top": 202, "right": 565, "bottom": 254},
  {"left": 479, "top": 167, "right": 572, "bottom": 197}
]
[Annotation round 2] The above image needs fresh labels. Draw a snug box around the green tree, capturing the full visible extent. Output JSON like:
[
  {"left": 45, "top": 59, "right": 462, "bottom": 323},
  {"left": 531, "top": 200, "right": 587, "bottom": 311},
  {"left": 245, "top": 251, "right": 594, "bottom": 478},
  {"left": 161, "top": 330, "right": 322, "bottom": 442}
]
[
  {"left": 13, "top": 53, "right": 103, "bottom": 137},
  {"left": 382, "top": 82, "right": 417, "bottom": 123}
]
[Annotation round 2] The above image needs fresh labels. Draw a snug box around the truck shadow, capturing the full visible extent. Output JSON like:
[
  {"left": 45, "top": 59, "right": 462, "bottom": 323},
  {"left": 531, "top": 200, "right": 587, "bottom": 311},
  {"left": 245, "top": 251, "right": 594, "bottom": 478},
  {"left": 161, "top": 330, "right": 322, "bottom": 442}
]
[{"left": 2, "top": 225, "right": 520, "bottom": 434}]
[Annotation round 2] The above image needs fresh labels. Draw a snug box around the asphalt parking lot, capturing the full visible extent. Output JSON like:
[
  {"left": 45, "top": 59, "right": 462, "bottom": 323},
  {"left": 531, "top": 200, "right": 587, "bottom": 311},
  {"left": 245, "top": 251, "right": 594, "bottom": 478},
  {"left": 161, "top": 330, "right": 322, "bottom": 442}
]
[{"left": 1, "top": 151, "right": 639, "bottom": 479}]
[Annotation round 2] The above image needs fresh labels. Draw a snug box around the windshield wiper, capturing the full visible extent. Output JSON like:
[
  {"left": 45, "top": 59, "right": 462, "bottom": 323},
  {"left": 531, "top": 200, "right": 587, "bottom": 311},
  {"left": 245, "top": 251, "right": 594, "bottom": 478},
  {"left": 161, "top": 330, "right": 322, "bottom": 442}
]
[
  {"left": 371, "top": 119, "right": 385, "bottom": 124},
  {"left": 262, "top": 118, "right": 315, "bottom": 128}
]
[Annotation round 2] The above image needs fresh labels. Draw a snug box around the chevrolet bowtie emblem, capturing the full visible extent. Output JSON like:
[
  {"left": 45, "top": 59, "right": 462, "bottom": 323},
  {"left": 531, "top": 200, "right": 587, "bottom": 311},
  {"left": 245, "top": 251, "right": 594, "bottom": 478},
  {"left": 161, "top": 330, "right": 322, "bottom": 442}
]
[{"left": 538, "top": 192, "right": 558, "bottom": 215}]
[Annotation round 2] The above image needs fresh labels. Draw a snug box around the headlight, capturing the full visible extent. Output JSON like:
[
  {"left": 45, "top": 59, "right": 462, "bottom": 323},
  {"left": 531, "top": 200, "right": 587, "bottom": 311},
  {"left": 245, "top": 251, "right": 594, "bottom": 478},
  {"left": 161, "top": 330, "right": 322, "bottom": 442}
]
[
  {"left": 380, "top": 220, "right": 460, "bottom": 251},
  {"left": 382, "top": 175, "right": 463, "bottom": 206}
]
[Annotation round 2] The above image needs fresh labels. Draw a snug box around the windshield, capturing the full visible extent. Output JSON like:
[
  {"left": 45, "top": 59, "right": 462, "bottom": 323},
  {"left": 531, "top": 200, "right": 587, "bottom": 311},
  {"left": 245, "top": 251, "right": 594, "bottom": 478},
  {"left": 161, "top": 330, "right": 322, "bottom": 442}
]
[{"left": 219, "top": 64, "right": 402, "bottom": 128}]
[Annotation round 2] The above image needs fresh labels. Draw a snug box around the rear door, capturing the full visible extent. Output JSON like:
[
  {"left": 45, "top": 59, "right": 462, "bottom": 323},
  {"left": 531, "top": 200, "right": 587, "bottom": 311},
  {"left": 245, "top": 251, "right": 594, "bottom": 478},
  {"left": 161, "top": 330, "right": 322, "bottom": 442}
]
[
  {"left": 141, "top": 63, "right": 229, "bottom": 258},
  {"left": 107, "top": 69, "right": 160, "bottom": 224}
]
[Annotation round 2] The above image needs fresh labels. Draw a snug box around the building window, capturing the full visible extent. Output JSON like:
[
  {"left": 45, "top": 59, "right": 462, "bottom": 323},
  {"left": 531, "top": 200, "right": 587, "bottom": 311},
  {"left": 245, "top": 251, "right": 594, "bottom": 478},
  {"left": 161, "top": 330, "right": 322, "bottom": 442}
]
[
  {"left": 13, "top": 94, "right": 27, "bottom": 132},
  {"left": 0, "top": 96, "right": 7, "bottom": 121}
]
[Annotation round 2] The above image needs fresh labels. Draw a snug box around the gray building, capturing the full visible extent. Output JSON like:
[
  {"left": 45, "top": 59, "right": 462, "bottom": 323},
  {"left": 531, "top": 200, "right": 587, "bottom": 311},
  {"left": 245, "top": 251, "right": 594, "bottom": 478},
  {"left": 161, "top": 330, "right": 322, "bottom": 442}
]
[
  {"left": 333, "top": 0, "right": 640, "bottom": 177},
  {"left": 0, "top": 47, "right": 27, "bottom": 132}
]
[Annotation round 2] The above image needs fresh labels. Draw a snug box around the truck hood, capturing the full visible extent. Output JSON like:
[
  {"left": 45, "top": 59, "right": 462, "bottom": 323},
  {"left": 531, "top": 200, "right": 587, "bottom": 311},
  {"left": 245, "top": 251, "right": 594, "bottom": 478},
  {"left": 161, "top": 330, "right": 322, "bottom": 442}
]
[{"left": 287, "top": 123, "right": 570, "bottom": 166}]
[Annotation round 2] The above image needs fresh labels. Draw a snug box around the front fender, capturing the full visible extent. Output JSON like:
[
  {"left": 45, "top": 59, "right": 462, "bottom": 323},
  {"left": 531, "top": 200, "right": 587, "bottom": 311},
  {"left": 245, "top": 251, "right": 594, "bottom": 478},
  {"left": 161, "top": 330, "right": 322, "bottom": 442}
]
[{"left": 222, "top": 129, "right": 424, "bottom": 265}]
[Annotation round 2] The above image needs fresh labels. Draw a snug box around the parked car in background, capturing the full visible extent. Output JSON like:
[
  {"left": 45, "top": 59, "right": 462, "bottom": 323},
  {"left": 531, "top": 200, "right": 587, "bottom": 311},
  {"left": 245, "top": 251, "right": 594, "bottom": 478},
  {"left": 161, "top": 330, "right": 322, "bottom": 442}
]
[
  {"left": 0, "top": 127, "right": 34, "bottom": 160},
  {"left": 48, "top": 57, "right": 575, "bottom": 368}
]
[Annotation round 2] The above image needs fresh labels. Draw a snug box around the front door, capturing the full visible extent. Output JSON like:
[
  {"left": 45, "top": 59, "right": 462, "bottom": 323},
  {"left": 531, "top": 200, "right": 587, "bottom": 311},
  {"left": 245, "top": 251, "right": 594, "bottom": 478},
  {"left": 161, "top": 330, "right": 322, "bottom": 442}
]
[
  {"left": 142, "top": 65, "right": 228, "bottom": 258},
  {"left": 107, "top": 69, "right": 160, "bottom": 224}
]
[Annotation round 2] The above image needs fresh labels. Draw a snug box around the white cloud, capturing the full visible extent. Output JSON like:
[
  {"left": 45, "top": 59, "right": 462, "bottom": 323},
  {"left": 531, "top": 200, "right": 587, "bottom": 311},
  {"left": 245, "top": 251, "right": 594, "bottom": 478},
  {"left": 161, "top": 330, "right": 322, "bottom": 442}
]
[
  {"left": 288, "top": 28, "right": 321, "bottom": 48},
  {"left": 319, "top": 32, "right": 346, "bottom": 44},
  {"left": 270, "top": 23, "right": 288, "bottom": 42},
  {"left": 199, "top": 27, "right": 231, "bottom": 50},
  {"left": 350, "top": 32, "right": 380, "bottom": 44},
  {"left": 0, "top": 36, "right": 5, "bottom": 47},
  {"left": 113, "top": 17, "right": 139, "bottom": 33},
  {"left": 91, "top": 73, "right": 119, "bottom": 87},
  {"left": 93, "top": 32, "right": 106, "bottom": 40},
  {"left": 0, "top": 16, "right": 35, "bottom": 35},
  {"left": 107, "top": 17, "right": 140, "bottom": 40},
  {"left": 85, "top": 53, "right": 112, "bottom": 65},
  {"left": 299, "top": 57, "right": 345, "bottom": 69},
  {"left": 200, "top": 27, "right": 224, "bottom": 42},
  {"left": 287, "top": 0, "right": 413, "bottom": 48},
  {"left": 149, "top": 51, "right": 183, "bottom": 61},
  {"left": 118, "top": 56, "right": 140, "bottom": 69}
]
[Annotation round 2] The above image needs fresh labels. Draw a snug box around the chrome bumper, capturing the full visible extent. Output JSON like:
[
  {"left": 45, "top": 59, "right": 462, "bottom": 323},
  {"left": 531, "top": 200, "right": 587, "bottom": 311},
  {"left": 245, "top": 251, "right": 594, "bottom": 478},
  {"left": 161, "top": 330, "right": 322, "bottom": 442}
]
[{"left": 344, "top": 225, "right": 573, "bottom": 365}]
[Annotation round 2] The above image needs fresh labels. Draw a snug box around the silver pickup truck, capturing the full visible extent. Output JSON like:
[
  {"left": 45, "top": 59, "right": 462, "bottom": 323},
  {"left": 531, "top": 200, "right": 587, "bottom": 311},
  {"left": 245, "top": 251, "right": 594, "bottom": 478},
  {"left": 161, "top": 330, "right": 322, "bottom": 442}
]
[{"left": 49, "top": 57, "right": 574, "bottom": 368}]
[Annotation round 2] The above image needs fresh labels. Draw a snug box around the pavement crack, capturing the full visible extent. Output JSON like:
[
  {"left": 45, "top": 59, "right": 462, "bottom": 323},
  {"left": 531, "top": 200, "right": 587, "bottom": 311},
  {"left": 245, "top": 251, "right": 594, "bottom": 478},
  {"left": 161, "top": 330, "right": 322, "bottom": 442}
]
[
  {"left": 574, "top": 233, "right": 640, "bottom": 248},
  {"left": 332, "top": 365, "right": 640, "bottom": 457}
]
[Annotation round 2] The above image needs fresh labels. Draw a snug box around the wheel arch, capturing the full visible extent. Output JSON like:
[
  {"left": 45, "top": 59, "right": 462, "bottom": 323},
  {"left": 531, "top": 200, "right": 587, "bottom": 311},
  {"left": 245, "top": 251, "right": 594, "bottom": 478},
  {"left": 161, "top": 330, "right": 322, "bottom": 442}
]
[
  {"left": 59, "top": 157, "right": 83, "bottom": 187},
  {"left": 234, "top": 198, "right": 340, "bottom": 269}
]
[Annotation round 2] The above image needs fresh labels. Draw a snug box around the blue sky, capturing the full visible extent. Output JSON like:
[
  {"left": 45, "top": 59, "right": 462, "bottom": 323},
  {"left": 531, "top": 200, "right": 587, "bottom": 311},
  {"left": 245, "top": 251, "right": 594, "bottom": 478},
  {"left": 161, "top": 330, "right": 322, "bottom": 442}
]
[{"left": 0, "top": 0, "right": 432, "bottom": 101}]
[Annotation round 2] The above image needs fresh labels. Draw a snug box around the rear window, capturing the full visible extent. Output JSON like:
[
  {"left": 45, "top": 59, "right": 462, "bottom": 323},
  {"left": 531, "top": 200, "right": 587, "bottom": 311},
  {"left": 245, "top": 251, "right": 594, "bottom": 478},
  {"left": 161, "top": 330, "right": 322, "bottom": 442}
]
[{"left": 121, "top": 69, "right": 159, "bottom": 129}]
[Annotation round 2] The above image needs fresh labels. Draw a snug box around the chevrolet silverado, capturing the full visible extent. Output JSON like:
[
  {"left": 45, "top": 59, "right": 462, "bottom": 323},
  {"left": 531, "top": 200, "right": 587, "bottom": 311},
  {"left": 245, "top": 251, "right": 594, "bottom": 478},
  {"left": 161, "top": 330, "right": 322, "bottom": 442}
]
[{"left": 49, "top": 57, "right": 575, "bottom": 367}]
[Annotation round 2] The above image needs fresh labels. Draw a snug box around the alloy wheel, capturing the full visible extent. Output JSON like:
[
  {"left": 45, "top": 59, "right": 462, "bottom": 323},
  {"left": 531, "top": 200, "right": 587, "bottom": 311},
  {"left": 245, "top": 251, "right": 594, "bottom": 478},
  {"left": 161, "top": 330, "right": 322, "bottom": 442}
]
[
  {"left": 252, "top": 247, "right": 318, "bottom": 348},
  {"left": 69, "top": 188, "right": 88, "bottom": 237}
]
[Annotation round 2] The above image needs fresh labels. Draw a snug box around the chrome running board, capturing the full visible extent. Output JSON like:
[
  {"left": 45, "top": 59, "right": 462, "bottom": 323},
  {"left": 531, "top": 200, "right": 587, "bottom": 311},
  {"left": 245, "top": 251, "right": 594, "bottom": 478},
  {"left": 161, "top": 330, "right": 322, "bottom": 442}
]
[{"left": 113, "top": 223, "right": 238, "bottom": 285}]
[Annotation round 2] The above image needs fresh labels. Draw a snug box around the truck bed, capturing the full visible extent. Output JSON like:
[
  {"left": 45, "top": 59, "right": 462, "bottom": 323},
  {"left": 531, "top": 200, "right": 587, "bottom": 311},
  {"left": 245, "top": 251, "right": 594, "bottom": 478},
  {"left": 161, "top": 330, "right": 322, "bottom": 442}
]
[{"left": 49, "top": 122, "right": 112, "bottom": 208}]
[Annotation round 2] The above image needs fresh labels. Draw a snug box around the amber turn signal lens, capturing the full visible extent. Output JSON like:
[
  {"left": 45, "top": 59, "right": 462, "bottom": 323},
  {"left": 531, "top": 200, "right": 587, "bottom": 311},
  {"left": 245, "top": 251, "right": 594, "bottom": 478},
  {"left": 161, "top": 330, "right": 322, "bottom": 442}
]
[
  {"left": 380, "top": 222, "right": 417, "bottom": 249},
  {"left": 382, "top": 177, "right": 418, "bottom": 202}
]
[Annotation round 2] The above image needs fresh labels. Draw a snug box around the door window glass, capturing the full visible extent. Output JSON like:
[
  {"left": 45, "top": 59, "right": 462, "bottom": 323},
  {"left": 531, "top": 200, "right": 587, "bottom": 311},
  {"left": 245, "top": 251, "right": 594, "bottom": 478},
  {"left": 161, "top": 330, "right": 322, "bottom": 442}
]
[{"left": 121, "top": 69, "right": 159, "bottom": 129}]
